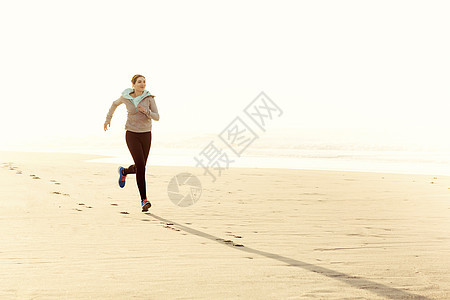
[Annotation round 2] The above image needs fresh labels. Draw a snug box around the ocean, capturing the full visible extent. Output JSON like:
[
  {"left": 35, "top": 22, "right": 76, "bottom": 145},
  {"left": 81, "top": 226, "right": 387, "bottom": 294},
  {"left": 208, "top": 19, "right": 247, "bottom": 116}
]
[
  {"left": 83, "top": 147, "right": 450, "bottom": 176},
  {"left": 2, "top": 129, "right": 450, "bottom": 176}
]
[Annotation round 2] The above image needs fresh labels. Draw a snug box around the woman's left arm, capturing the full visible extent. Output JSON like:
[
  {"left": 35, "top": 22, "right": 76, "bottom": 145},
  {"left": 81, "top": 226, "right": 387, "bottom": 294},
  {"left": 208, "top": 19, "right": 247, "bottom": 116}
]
[
  {"left": 146, "top": 97, "right": 160, "bottom": 121},
  {"left": 138, "top": 96, "right": 160, "bottom": 120}
]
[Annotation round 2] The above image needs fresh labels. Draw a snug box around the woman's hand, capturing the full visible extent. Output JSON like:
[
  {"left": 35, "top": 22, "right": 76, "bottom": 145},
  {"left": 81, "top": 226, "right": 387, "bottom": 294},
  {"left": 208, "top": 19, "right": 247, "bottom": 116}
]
[
  {"left": 137, "top": 106, "right": 147, "bottom": 113},
  {"left": 104, "top": 121, "right": 111, "bottom": 131}
]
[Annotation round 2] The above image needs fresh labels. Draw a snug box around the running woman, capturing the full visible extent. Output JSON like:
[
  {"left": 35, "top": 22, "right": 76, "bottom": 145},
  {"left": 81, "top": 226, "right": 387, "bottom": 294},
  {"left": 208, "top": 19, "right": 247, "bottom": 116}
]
[{"left": 104, "top": 74, "right": 160, "bottom": 212}]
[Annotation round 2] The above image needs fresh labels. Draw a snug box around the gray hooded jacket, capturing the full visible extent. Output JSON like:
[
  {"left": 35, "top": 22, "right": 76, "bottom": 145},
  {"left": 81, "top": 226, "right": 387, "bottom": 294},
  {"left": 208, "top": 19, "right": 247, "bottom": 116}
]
[{"left": 106, "top": 88, "right": 160, "bottom": 132}]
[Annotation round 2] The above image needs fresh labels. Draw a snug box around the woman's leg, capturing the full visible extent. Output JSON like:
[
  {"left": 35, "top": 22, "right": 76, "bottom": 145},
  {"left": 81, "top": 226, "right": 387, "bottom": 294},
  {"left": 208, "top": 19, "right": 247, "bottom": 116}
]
[
  {"left": 123, "top": 130, "right": 136, "bottom": 175},
  {"left": 125, "top": 131, "right": 146, "bottom": 200},
  {"left": 124, "top": 132, "right": 152, "bottom": 175},
  {"left": 136, "top": 132, "right": 151, "bottom": 200},
  {"left": 123, "top": 164, "right": 136, "bottom": 175},
  {"left": 143, "top": 131, "right": 152, "bottom": 165},
  {"left": 125, "top": 131, "right": 152, "bottom": 200}
]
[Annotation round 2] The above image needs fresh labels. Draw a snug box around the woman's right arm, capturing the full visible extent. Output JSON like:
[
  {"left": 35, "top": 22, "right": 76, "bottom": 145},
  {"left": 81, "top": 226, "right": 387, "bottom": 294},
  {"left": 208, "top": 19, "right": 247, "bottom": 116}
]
[{"left": 104, "top": 97, "right": 123, "bottom": 131}]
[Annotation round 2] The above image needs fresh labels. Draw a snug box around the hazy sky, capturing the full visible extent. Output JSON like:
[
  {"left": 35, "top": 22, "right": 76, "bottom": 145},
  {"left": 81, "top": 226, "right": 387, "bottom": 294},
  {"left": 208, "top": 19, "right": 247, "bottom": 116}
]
[{"left": 1, "top": 0, "right": 449, "bottom": 149}]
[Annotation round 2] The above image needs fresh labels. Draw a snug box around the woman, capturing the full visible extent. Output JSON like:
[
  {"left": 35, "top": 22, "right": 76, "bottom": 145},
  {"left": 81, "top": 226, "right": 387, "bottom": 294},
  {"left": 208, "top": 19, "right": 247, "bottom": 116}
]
[{"left": 104, "top": 74, "right": 160, "bottom": 212}]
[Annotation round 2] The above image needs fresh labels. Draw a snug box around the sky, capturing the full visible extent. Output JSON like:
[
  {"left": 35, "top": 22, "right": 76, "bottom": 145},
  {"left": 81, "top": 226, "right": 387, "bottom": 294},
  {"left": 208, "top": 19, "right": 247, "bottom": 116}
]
[{"left": 0, "top": 0, "right": 449, "bottom": 151}]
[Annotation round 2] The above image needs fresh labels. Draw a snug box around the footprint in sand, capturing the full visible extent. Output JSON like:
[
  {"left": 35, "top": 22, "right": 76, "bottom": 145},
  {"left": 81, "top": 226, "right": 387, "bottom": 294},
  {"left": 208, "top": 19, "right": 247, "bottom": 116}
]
[
  {"left": 226, "top": 233, "right": 243, "bottom": 239},
  {"left": 120, "top": 211, "right": 129, "bottom": 215},
  {"left": 216, "top": 238, "right": 245, "bottom": 247},
  {"left": 111, "top": 203, "right": 118, "bottom": 206},
  {"left": 77, "top": 204, "right": 92, "bottom": 209},
  {"left": 165, "top": 226, "right": 181, "bottom": 232},
  {"left": 52, "top": 191, "right": 70, "bottom": 197},
  {"left": 3, "top": 163, "right": 19, "bottom": 171},
  {"left": 161, "top": 222, "right": 181, "bottom": 231}
]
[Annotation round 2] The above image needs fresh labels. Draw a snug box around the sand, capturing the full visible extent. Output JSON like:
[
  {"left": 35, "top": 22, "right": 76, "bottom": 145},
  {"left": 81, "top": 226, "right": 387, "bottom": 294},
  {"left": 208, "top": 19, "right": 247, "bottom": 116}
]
[{"left": 0, "top": 151, "right": 449, "bottom": 299}]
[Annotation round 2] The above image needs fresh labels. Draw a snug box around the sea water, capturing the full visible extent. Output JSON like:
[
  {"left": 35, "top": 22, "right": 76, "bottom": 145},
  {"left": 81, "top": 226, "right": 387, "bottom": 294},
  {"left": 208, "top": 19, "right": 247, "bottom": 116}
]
[
  {"left": 2, "top": 129, "right": 450, "bottom": 176},
  {"left": 84, "top": 147, "right": 450, "bottom": 176}
]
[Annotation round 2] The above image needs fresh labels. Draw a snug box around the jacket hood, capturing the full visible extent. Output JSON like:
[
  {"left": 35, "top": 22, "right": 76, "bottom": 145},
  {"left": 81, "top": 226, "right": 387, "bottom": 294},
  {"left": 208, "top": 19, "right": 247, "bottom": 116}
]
[{"left": 122, "top": 88, "right": 151, "bottom": 108}]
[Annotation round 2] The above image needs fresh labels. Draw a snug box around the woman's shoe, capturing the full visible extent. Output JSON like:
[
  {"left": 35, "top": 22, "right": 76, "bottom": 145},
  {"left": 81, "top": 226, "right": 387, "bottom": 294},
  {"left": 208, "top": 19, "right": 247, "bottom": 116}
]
[
  {"left": 141, "top": 199, "right": 151, "bottom": 212},
  {"left": 118, "top": 166, "right": 126, "bottom": 188}
]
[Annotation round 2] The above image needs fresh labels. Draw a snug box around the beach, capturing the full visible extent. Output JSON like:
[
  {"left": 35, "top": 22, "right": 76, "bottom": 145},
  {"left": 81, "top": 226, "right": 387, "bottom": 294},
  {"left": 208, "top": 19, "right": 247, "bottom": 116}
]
[{"left": 1, "top": 151, "right": 449, "bottom": 299}]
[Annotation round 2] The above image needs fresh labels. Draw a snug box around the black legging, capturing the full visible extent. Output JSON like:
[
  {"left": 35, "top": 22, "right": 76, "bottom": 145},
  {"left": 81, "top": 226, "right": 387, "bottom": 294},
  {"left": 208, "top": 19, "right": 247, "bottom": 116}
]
[{"left": 123, "top": 131, "right": 152, "bottom": 200}]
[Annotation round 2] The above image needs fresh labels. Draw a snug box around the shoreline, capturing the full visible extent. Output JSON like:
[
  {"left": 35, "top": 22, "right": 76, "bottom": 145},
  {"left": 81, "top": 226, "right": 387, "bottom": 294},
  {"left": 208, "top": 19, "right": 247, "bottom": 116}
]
[{"left": 2, "top": 149, "right": 449, "bottom": 178}]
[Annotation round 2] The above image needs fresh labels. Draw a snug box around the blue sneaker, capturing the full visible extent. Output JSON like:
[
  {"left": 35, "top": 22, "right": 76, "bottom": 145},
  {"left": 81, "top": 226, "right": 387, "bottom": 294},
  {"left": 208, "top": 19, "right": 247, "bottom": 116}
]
[
  {"left": 118, "top": 166, "right": 126, "bottom": 188},
  {"left": 141, "top": 199, "right": 151, "bottom": 212}
]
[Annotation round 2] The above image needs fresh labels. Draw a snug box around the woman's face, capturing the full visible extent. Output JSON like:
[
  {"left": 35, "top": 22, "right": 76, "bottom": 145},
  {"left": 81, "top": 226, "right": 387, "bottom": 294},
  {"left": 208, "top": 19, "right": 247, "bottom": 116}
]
[{"left": 133, "top": 77, "right": 146, "bottom": 93}]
